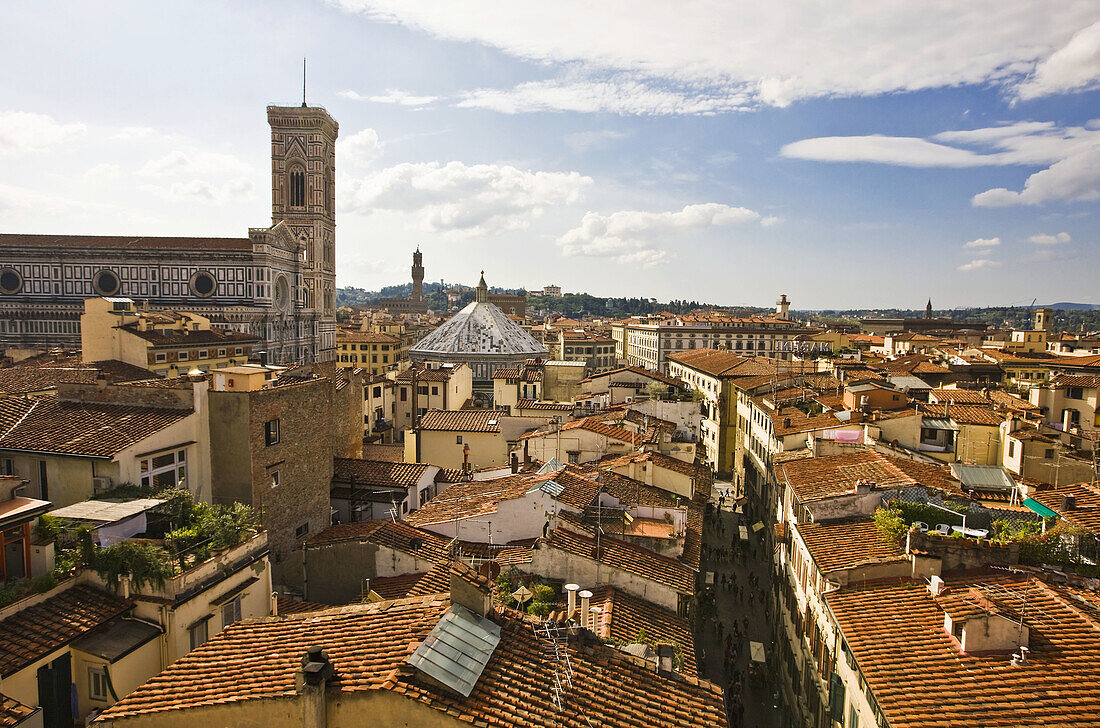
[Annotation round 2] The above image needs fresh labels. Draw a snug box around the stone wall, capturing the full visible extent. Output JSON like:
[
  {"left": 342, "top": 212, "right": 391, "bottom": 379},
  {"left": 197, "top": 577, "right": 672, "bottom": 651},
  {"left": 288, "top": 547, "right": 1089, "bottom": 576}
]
[{"left": 906, "top": 529, "right": 1019, "bottom": 571}]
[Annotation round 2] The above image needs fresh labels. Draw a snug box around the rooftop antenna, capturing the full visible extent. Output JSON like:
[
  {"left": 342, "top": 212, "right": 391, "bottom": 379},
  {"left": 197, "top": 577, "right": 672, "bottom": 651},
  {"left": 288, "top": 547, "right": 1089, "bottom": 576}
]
[{"left": 302, "top": 57, "right": 307, "bottom": 107}]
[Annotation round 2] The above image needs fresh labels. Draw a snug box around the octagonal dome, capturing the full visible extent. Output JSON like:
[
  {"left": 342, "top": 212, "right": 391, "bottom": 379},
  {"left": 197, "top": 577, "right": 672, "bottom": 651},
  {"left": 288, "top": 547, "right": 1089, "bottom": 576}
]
[{"left": 411, "top": 300, "right": 547, "bottom": 358}]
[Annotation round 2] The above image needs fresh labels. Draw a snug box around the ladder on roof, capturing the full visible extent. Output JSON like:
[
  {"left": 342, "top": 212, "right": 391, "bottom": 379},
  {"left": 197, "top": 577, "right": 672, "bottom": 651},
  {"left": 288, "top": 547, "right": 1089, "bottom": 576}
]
[{"left": 535, "top": 622, "right": 574, "bottom": 712}]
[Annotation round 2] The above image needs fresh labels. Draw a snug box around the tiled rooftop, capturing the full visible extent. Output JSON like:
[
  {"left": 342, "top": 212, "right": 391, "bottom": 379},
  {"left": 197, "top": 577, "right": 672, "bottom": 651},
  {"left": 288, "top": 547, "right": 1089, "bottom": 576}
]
[
  {"left": 0, "top": 233, "right": 251, "bottom": 250},
  {"left": 0, "top": 693, "right": 34, "bottom": 727},
  {"left": 543, "top": 526, "right": 696, "bottom": 595},
  {"left": 307, "top": 520, "right": 454, "bottom": 564},
  {"left": 332, "top": 458, "right": 434, "bottom": 487},
  {"left": 123, "top": 326, "right": 258, "bottom": 346},
  {"left": 667, "top": 350, "right": 779, "bottom": 378},
  {"left": 920, "top": 402, "right": 1005, "bottom": 426},
  {"left": 588, "top": 585, "right": 699, "bottom": 676},
  {"left": 794, "top": 518, "right": 905, "bottom": 574},
  {"left": 1031, "top": 482, "right": 1100, "bottom": 534},
  {"left": 417, "top": 409, "right": 505, "bottom": 433},
  {"left": 775, "top": 450, "right": 916, "bottom": 503},
  {"left": 98, "top": 595, "right": 728, "bottom": 727},
  {"left": 0, "top": 584, "right": 130, "bottom": 678},
  {"left": 0, "top": 357, "right": 157, "bottom": 395},
  {"left": 0, "top": 398, "right": 193, "bottom": 457},
  {"left": 828, "top": 573, "right": 1100, "bottom": 727}
]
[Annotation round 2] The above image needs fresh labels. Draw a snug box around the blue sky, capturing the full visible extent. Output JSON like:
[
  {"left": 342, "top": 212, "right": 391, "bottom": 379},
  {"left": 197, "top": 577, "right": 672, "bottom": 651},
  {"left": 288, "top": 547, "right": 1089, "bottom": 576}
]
[{"left": 3, "top": 0, "right": 1099, "bottom": 309}]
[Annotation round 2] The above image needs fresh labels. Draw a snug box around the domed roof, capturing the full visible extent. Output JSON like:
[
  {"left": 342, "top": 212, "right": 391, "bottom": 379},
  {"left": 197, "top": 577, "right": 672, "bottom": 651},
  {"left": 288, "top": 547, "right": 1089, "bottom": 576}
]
[{"left": 411, "top": 299, "right": 547, "bottom": 357}]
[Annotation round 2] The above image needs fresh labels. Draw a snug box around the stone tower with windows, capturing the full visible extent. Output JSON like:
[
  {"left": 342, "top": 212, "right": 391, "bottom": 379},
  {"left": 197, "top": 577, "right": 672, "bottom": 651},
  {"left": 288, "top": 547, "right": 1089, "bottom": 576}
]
[
  {"left": 411, "top": 247, "right": 424, "bottom": 302},
  {"left": 267, "top": 104, "right": 339, "bottom": 361}
]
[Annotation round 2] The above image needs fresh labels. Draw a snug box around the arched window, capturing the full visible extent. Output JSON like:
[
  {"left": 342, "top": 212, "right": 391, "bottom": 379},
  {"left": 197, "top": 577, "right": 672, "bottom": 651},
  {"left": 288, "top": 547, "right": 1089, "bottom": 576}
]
[{"left": 289, "top": 168, "right": 305, "bottom": 208}]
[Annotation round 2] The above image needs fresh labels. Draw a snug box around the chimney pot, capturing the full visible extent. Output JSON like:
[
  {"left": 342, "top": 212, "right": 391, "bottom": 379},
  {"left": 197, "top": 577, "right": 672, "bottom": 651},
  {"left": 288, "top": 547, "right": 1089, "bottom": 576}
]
[
  {"left": 578, "top": 589, "right": 593, "bottom": 629},
  {"left": 1062, "top": 494, "right": 1076, "bottom": 511},
  {"left": 564, "top": 583, "right": 579, "bottom": 617}
]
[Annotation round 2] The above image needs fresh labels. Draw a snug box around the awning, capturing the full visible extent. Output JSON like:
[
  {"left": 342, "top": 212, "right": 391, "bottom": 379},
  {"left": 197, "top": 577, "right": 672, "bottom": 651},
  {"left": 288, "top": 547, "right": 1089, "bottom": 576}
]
[
  {"left": 922, "top": 418, "right": 959, "bottom": 432},
  {"left": 1022, "top": 498, "right": 1058, "bottom": 519}
]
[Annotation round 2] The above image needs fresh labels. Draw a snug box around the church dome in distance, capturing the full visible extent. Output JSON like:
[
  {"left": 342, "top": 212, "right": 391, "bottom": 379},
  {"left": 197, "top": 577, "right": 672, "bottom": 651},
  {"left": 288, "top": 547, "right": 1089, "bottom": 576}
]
[{"left": 410, "top": 298, "right": 546, "bottom": 358}]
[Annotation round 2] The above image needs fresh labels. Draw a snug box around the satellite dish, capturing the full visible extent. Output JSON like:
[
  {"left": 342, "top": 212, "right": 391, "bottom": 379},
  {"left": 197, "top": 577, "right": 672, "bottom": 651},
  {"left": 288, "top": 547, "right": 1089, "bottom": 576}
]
[{"left": 479, "top": 561, "right": 501, "bottom": 581}]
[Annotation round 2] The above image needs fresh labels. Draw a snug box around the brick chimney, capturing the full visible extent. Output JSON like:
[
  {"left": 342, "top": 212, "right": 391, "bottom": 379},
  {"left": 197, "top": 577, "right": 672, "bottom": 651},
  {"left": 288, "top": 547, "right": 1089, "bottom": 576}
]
[{"left": 449, "top": 561, "right": 491, "bottom": 617}]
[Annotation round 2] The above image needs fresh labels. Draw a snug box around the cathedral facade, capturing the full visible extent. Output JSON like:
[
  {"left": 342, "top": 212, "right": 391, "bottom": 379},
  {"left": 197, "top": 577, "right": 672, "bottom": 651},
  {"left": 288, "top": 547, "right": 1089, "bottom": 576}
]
[{"left": 0, "top": 104, "right": 339, "bottom": 364}]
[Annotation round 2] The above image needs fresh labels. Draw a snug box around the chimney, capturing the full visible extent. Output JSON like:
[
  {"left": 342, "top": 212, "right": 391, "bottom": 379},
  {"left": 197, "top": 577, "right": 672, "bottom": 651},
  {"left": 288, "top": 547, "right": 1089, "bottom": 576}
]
[
  {"left": 258, "top": 350, "right": 268, "bottom": 367},
  {"left": 656, "top": 643, "right": 675, "bottom": 676},
  {"left": 296, "top": 646, "right": 335, "bottom": 728},
  {"left": 1062, "top": 494, "right": 1076, "bottom": 511},
  {"left": 564, "top": 583, "right": 579, "bottom": 617},
  {"left": 95, "top": 371, "right": 110, "bottom": 390},
  {"left": 119, "top": 573, "right": 131, "bottom": 599},
  {"left": 449, "top": 561, "right": 491, "bottom": 617},
  {"left": 578, "top": 589, "right": 593, "bottom": 629},
  {"left": 928, "top": 574, "right": 945, "bottom": 597},
  {"left": 510, "top": 452, "right": 519, "bottom": 474}
]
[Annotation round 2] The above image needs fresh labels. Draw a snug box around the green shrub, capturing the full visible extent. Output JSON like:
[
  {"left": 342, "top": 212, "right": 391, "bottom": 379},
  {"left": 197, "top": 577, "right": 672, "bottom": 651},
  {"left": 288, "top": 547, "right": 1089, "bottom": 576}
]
[
  {"left": 872, "top": 507, "right": 908, "bottom": 544},
  {"left": 528, "top": 602, "right": 552, "bottom": 618},
  {"left": 0, "top": 588, "right": 18, "bottom": 608},
  {"left": 531, "top": 583, "right": 556, "bottom": 604},
  {"left": 93, "top": 541, "right": 173, "bottom": 590},
  {"left": 29, "top": 573, "right": 57, "bottom": 593},
  {"left": 35, "top": 514, "right": 63, "bottom": 542}
]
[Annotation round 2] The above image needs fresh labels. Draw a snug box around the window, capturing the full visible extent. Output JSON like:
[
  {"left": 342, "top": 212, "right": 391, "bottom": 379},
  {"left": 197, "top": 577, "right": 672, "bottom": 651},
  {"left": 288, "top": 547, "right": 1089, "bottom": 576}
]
[
  {"left": 221, "top": 596, "right": 242, "bottom": 626},
  {"left": 271, "top": 470, "right": 281, "bottom": 488},
  {"left": 289, "top": 169, "right": 306, "bottom": 207},
  {"left": 1045, "top": 448, "right": 1055, "bottom": 459},
  {"left": 417, "top": 385, "right": 429, "bottom": 395},
  {"left": 373, "top": 386, "right": 382, "bottom": 398},
  {"left": 198, "top": 350, "right": 208, "bottom": 358},
  {"left": 178, "top": 351, "right": 188, "bottom": 361},
  {"left": 295, "top": 522, "right": 310, "bottom": 538},
  {"left": 189, "top": 270, "right": 217, "bottom": 298},
  {"left": 0, "top": 459, "right": 12, "bottom": 476},
  {"left": 0, "top": 268, "right": 23, "bottom": 295},
  {"left": 1067, "top": 387, "right": 1084, "bottom": 400},
  {"left": 92, "top": 269, "right": 121, "bottom": 296},
  {"left": 188, "top": 619, "right": 209, "bottom": 650},
  {"left": 1008, "top": 440, "right": 1016, "bottom": 458},
  {"left": 265, "top": 418, "right": 280, "bottom": 446},
  {"left": 140, "top": 449, "right": 187, "bottom": 489},
  {"left": 218, "top": 348, "right": 227, "bottom": 357},
  {"left": 456, "top": 436, "right": 463, "bottom": 445},
  {"left": 400, "top": 387, "right": 408, "bottom": 402},
  {"left": 235, "top": 347, "right": 243, "bottom": 355},
  {"left": 431, "top": 386, "right": 439, "bottom": 396},
  {"left": 89, "top": 667, "right": 110, "bottom": 701},
  {"left": 155, "top": 352, "right": 167, "bottom": 362}
]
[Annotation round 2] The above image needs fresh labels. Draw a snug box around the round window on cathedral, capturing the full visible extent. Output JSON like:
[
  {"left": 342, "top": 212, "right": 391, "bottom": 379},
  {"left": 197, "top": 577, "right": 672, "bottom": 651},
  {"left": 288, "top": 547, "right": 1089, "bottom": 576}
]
[
  {"left": 92, "top": 269, "right": 121, "bottom": 296},
  {"left": 189, "top": 270, "right": 217, "bottom": 298},
  {"left": 0, "top": 268, "right": 23, "bottom": 295},
  {"left": 274, "top": 274, "right": 291, "bottom": 311}
]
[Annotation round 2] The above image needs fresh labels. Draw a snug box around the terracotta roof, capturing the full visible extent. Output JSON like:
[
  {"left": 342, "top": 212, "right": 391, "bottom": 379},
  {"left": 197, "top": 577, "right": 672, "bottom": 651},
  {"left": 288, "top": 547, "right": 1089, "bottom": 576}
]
[
  {"left": 1050, "top": 374, "right": 1100, "bottom": 389},
  {"left": 559, "top": 416, "right": 643, "bottom": 445},
  {"left": 515, "top": 399, "right": 573, "bottom": 411},
  {"left": 775, "top": 450, "right": 916, "bottom": 503},
  {"left": 1032, "top": 482, "right": 1100, "bottom": 534},
  {"left": 0, "top": 584, "right": 130, "bottom": 678},
  {"left": 599, "top": 450, "right": 705, "bottom": 480},
  {"left": 416, "top": 409, "right": 505, "bottom": 433},
  {"left": 336, "top": 331, "right": 399, "bottom": 344},
  {"left": 122, "top": 326, "right": 258, "bottom": 346},
  {"left": 881, "top": 455, "right": 963, "bottom": 495},
  {"left": 827, "top": 574, "right": 1100, "bottom": 728},
  {"left": 0, "top": 358, "right": 157, "bottom": 395},
  {"left": 275, "top": 597, "right": 329, "bottom": 615},
  {"left": 927, "top": 388, "right": 990, "bottom": 404},
  {"left": 588, "top": 585, "right": 699, "bottom": 676},
  {"left": 794, "top": 518, "right": 905, "bottom": 573},
  {"left": 98, "top": 596, "right": 728, "bottom": 727},
  {"left": 667, "top": 350, "right": 779, "bottom": 378},
  {"left": 395, "top": 365, "right": 466, "bottom": 383},
  {"left": 0, "top": 693, "right": 34, "bottom": 727},
  {"left": 582, "top": 366, "right": 684, "bottom": 388},
  {"left": 543, "top": 527, "right": 695, "bottom": 595},
  {"left": 761, "top": 400, "right": 850, "bottom": 437},
  {"left": 0, "top": 233, "right": 251, "bottom": 251},
  {"left": 597, "top": 471, "right": 705, "bottom": 571},
  {"left": 405, "top": 468, "right": 599, "bottom": 527},
  {"left": 0, "top": 398, "right": 193, "bottom": 457},
  {"left": 332, "top": 458, "right": 433, "bottom": 487},
  {"left": 307, "top": 520, "right": 454, "bottom": 565},
  {"left": 920, "top": 402, "right": 1004, "bottom": 427}
]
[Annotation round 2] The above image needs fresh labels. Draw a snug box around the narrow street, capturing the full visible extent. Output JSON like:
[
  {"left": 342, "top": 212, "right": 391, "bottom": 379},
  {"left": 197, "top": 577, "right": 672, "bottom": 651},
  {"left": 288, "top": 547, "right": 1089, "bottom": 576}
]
[{"left": 695, "top": 492, "right": 787, "bottom": 728}]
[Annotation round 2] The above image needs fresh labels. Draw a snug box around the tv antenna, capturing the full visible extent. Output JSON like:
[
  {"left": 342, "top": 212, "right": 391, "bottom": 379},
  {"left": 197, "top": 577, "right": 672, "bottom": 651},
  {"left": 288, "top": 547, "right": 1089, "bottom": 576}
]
[{"left": 302, "top": 57, "right": 307, "bottom": 107}]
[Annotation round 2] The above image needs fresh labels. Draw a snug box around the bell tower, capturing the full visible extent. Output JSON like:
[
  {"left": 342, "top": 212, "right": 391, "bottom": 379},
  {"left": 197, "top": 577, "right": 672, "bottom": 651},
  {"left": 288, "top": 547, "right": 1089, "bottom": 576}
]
[
  {"left": 411, "top": 247, "right": 424, "bottom": 302},
  {"left": 267, "top": 103, "right": 338, "bottom": 360}
]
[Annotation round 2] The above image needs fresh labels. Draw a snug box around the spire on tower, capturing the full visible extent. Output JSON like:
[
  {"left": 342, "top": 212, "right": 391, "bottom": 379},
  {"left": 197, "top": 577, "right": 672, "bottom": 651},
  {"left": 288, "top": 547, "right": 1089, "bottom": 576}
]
[
  {"left": 925, "top": 298, "right": 933, "bottom": 319},
  {"left": 302, "top": 57, "right": 307, "bottom": 108}
]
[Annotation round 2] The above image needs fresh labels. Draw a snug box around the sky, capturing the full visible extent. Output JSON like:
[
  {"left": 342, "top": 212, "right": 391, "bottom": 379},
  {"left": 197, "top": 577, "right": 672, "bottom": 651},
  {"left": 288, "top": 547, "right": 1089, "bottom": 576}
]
[{"left": 3, "top": 1, "right": 1100, "bottom": 309}]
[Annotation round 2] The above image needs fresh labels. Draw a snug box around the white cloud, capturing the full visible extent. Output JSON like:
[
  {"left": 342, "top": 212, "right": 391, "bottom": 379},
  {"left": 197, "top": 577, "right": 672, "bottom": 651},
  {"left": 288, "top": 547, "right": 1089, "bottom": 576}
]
[
  {"left": 780, "top": 135, "right": 988, "bottom": 167},
  {"left": 137, "top": 149, "right": 251, "bottom": 179},
  {"left": 958, "top": 258, "right": 1002, "bottom": 272},
  {"left": 456, "top": 76, "right": 751, "bottom": 116},
  {"left": 143, "top": 177, "right": 255, "bottom": 204},
  {"left": 83, "top": 163, "right": 121, "bottom": 182},
  {"left": 338, "top": 128, "right": 382, "bottom": 167},
  {"left": 0, "top": 111, "right": 85, "bottom": 157},
  {"left": 964, "top": 237, "right": 1001, "bottom": 248},
  {"left": 330, "top": 1, "right": 1100, "bottom": 110},
  {"left": 972, "top": 146, "right": 1100, "bottom": 206},
  {"left": 339, "top": 89, "right": 438, "bottom": 106},
  {"left": 563, "top": 129, "right": 631, "bottom": 153},
  {"left": 139, "top": 150, "right": 191, "bottom": 177},
  {"left": 1028, "top": 231, "right": 1072, "bottom": 244},
  {"left": 1015, "top": 20, "right": 1100, "bottom": 100},
  {"left": 341, "top": 161, "right": 592, "bottom": 239},
  {"left": 556, "top": 203, "right": 762, "bottom": 266}
]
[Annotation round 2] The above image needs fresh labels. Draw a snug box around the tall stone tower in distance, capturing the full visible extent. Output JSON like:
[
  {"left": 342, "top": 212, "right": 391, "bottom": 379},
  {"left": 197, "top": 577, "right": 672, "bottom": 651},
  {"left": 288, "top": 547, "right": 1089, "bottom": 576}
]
[
  {"left": 412, "top": 247, "right": 424, "bottom": 302},
  {"left": 267, "top": 103, "right": 338, "bottom": 361}
]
